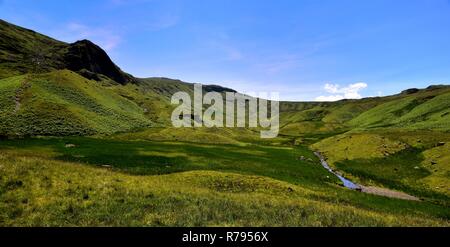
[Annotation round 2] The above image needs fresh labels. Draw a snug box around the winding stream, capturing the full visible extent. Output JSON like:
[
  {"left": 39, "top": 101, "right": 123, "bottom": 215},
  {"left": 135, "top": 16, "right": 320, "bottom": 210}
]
[
  {"left": 314, "top": 152, "right": 361, "bottom": 190},
  {"left": 313, "top": 152, "right": 421, "bottom": 200}
]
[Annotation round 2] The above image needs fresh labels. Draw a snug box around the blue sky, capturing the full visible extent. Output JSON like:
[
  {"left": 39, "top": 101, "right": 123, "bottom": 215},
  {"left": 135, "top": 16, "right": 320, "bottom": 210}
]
[{"left": 1, "top": 0, "right": 450, "bottom": 101}]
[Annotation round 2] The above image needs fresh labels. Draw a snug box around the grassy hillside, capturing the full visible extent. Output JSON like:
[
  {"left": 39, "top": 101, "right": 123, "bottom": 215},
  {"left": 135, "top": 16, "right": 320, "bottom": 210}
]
[
  {"left": 0, "top": 19, "right": 67, "bottom": 79},
  {"left": 0, "top": 19, "right": 449, "bottom": 227},
  {"left": 2, "top": 19, "right": 449, "bottom": 138},
  {"left": 0, "top": 70, "right": 151, "bottom": 137},
  {"left": 311, "top": 130, "right": 450, "bottom": 204},
  {"left": 0, "top": 19, "right": 133, "bottom": 83},
  {"left": 349, "top": 87, "right": 450, "bottom": 131},
  {"left": 280, "top": 85, "right": 450, "bottom": 135}
]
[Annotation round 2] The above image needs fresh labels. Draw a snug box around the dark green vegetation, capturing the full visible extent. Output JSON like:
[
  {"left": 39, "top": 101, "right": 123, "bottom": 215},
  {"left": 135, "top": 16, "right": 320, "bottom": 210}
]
[{"left": 0, "top": 19, "right": 449, "bottom": 226}]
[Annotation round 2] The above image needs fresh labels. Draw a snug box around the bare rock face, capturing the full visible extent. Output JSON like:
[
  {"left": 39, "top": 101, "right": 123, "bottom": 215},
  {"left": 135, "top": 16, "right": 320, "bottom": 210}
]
[{"left": 64, "top": 40, "right": 134, "bottom": 84}]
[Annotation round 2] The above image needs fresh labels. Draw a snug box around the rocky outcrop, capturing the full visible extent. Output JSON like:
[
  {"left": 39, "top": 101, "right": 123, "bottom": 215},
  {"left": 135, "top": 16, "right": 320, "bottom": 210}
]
[{"left": 64, "top": 40, "right": 134, "bottom": 84}]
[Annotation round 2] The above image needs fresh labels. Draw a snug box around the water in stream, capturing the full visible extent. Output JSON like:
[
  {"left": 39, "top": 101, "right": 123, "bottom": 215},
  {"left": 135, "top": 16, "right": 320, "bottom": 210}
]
[{"left": 314, "top": 152, "right": 361, "bottom": 190}]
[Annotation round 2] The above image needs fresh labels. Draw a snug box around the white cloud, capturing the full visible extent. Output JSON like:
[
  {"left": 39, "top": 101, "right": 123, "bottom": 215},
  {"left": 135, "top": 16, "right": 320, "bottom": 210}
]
[{"left": 315, "top": 82, "right": 368, "bottom": 101}]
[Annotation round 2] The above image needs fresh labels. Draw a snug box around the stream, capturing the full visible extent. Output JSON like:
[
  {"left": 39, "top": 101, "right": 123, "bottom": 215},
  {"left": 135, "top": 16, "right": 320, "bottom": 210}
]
[{"left": 314, "top": 152, "right": 361, "bottom": 190}]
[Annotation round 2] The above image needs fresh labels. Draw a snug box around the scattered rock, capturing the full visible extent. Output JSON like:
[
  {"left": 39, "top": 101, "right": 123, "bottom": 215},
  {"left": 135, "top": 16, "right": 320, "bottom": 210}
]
[
  {"left": 65, "top": 144, "right": 76, "bottom": 148},
  {"left": 298, "top": 156, "right": 306, "bottom": 161},
  {"left": 101, "top": 165, "right": 112, "bottom": 168},
  {"left": 414, "top": 166, "right": 420, "bottom": 169},
  {"left": 437, "top": 142, "right": 445, "bottom": 147},
  {"left": 287, "top": 187, "right": 294, "bottom": 193}
]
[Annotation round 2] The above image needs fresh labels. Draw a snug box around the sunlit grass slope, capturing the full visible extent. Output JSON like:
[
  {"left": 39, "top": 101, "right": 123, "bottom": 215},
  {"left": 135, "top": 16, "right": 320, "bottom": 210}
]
[
  {"left": 311, "top": 130, "right": 450, "bottom": 204},
  {"left": 280, "top": 85, "right": 450, "bottom": 135},
  {"left": 349, "top": 89, "right": 450, "bottom": 131},
  {"left": 0, "top": 70, "right": 152, "bottom": 137}
]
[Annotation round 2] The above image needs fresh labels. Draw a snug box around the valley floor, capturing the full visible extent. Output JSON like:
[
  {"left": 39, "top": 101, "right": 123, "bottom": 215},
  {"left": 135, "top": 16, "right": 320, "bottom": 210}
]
[{"left": 0, "top": 136, "right": 448, "bottom": 226}]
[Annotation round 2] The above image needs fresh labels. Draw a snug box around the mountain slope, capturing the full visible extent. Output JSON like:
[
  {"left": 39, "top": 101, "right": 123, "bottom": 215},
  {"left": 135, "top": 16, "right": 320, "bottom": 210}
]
[
  {"left": 0, "top": 19, "right": 133, "bottom": 84},
  {"left": 1, "top": 19, "right": 449, "bottom": 138},
  {"left": 0, "top": 19, "right": 66, "bottom": 78},
  {"left": 279, "top": 85, "right": 450, "bottom": 136},
  {"left": 349, "top": 86, "right": 450, "bottom": 131},
  {"left": 0, "top": 70, "right": 151, "bottom": 137}
]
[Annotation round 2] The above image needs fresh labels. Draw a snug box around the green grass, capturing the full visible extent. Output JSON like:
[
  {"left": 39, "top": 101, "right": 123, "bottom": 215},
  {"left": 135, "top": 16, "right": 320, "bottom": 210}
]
[
  {"left": 1, "top": 19, "right": 450, "bottom": 227},
  {"left": 0, "top": 137, "right": 449, "bottom": 226},
  {"left": 335, "top": 148, "right": 449, "bottom": 204},
  {"left": 311, "top": 130, "right": 450, "bottom": 205},
  {"left": 0, "top": 137, "right": 337, "bottom": 188},
  {"left": 279, "top": 86, "right": 450, "bottom": 137},
  {"left": 349, "top": 90, "right": 450, "bottom": 131},
  {"left": 0, "top": 71, "right": 153, "bottom": 137},
  {"left": 0, "top": 19, "right": 68, "bottom": 79}
]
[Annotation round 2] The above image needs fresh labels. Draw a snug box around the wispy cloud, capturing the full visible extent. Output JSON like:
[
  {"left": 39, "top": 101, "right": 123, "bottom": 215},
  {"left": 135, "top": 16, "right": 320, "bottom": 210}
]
[
  {"left": 213, "top": 42, "right": 243, "bottom": 61},
  {"left": 108, "top": 0, "right": 179, "bottom": 31},
  {"left": 204, "top": 31, "right": 244, "bottom": 61},
  {"left": 109, "top": 0, "right": 153, "bottom": 6},
  {"left": 52, "top": 22, "right": 122, "bottom": 51},
  {"left": 145, "top": 13, "right": 179, "bottom": 31},
  {"left": 257, "top": 54, "right": 303, "bottom": 75},
  {"left": 315, "top": 82, "right": 368, "bottom": 101}
]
